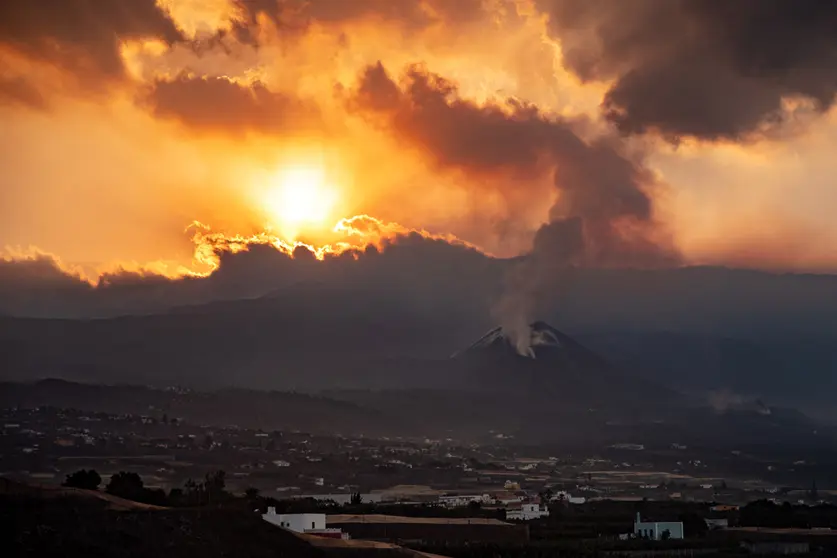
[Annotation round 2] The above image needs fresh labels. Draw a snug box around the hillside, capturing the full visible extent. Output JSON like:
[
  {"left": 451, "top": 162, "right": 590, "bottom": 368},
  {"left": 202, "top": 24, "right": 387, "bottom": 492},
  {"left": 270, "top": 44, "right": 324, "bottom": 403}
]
[
  {"left": 0, "top": 379, "right": 409, "bottom": 436},
  {"left": 2, "top": 491, "right": 325, "bottom": 558},
  {"left": 2, "top": 478, "right": 441, "bottom": 558},
  {"left": 2, "top": 266, "right": 837, "bottom": 418}
]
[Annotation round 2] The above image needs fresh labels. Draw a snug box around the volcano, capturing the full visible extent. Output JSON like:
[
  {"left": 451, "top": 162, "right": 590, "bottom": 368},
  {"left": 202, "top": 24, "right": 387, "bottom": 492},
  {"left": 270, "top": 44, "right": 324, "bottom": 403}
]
[
  {"left": 446, "top": 321, "right": 676, "bottom": 411},
  {"left": 454, "top": 320, "right": 605, "bottom": 360}
]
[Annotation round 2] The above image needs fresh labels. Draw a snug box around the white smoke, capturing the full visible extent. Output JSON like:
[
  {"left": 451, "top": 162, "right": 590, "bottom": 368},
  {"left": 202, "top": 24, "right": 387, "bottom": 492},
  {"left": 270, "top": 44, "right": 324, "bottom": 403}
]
[{"left": 492, "top": 259, "right": 538, "bottom": 357}]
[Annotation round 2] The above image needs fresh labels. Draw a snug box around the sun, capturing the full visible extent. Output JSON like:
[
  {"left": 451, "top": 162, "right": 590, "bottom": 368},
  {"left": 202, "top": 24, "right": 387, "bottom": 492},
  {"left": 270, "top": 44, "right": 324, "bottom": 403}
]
[{"left": 264, "top": 166, "right": 338, "bottom": 236}]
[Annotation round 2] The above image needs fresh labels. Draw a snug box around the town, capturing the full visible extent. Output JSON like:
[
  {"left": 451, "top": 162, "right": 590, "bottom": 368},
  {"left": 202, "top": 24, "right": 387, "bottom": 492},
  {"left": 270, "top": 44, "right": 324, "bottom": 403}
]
[{"left": 5, "top": 403, "right": 837, "bottom": 555}]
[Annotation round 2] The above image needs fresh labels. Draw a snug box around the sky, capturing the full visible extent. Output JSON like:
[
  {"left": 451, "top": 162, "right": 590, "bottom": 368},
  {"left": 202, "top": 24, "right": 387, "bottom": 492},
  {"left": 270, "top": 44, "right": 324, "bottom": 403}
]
[{"left": 3, "top": 0, "right": 837, "bottom": 285}]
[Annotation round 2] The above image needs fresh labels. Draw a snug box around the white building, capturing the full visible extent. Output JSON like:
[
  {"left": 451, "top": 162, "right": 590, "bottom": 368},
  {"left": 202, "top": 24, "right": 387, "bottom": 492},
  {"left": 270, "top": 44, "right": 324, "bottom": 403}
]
[
  {"left": 263, "top": 510, "right": 325, "bottom": 532},
  {"left": 506, "top": 503, "right": 549, "bottom": 521},
  {"left": 633, "top": 513, "right": 684, "bottom": 540},
  {"left": 262, "top": 508, "right": 347, "bottom": 539}
]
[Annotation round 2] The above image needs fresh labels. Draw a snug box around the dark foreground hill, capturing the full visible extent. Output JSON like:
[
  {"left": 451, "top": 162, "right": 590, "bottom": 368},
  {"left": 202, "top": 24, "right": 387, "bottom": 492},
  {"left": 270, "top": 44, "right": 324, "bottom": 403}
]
[
  {"left": 2, "top": 491, "right": 325, "bottom": 558},
  {"left": 1, "top": 478, "right": 420, "bottom": 558}
]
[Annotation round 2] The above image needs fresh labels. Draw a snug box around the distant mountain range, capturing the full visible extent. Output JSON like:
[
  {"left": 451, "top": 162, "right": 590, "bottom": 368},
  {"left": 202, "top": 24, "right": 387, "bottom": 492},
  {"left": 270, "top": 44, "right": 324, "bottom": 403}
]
[
  {"left": 2, "top": 267, "right": 836, "bottom": 420},
  {"left": 2, "top": 319, "right": 830, "bottom": 450},
  {"left": 3, "top": 241, "right": 837, "bottom": 446}
]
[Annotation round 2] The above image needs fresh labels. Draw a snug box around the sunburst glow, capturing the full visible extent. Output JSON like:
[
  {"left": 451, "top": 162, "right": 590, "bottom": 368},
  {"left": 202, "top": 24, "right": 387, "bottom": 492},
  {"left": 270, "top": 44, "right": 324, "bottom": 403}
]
[{"left": 263, "top": 166, "right": 339, "bottom": 237}]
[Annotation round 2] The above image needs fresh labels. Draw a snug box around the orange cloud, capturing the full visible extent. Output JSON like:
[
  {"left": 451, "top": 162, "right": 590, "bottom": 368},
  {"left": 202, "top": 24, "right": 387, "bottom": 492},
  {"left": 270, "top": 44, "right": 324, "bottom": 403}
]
[
  {"left": 188, "top": 214, "right": 484, "bottom": 273},
  {"left": 143, "top": 74, "right": 323, "bottom": 136},
  {"left": 0, "top": 0, "right": 181, "bottom": 84},
  {"left": 1, "top": 0, "right": 837, "bottom": 278}
]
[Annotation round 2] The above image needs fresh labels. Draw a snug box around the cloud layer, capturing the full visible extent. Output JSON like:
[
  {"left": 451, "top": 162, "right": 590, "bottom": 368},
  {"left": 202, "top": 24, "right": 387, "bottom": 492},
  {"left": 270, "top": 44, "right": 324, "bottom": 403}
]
[
  {"left": 144, "top": 75, "right": 322, "bottom": 134},
  {"left": 2, "top": 0, "right": 837, "bottom": 300}
]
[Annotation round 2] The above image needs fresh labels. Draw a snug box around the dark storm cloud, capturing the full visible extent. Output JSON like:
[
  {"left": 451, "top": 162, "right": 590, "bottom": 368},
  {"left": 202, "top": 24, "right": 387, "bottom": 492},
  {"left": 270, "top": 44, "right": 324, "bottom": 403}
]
[
  {"left": 0, "top": 256, "right": 90, "bottom": 295},
  {"left": 0, "top": 235, "right": 497, "bottom": 319},
  {"left": 536, "top": 0, "right": 837, "bottom": 140},
  {"left": 0, "top": 0, "right": 181, "bottom": 82},
  {"left": 0, "top": 256, "right": 95, "bottom": 318},
  {"left": 348, "top": 61, "right": 678, "bottom": 348},
  {"left": 144, "top": 75, "right": 321, "bottom": 134},
  {"left": 349, "top": 62, "right": 676, "bottom": 265}
]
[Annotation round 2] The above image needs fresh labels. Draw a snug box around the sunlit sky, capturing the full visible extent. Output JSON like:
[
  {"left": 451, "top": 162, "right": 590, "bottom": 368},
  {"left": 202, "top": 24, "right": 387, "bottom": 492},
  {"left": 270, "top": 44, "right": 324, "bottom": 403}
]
[{"left": 2, "top": 0, "right": 837, "bottom": 277}]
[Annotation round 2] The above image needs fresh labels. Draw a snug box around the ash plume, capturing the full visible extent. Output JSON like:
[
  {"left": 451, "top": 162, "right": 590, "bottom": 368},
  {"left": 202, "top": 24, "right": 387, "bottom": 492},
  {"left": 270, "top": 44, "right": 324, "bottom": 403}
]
[
  {"left": 494, "top": 142, "right": 679, "bottom": 354},
  {"left": 348, "top": 62, "right": 679, "bottom": 355}
]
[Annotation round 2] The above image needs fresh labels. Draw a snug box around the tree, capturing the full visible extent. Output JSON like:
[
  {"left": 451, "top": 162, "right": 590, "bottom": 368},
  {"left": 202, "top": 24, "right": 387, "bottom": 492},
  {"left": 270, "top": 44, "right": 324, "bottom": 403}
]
[
  {"left": 679, "top": 511, "right": 708, "bottom": 538},
  {"left": 350, "top": 492, "right": 363, "bottom": 506},
  {"left": 205, "top": 470, "right": 227, "bottom": 503},
  {"left": 245, "top": 487, "right": 260, "bottom": 500},
  {"left": 539, "top": 488, "right": 554, "bottom": 504},
  {"left": 468, "top": 500, "right": 482, "bottom": 511},
  {"left": 63, "top": 469, "right": 101, "bottom": 490},
  {"left": 183, "top": 478, "right": 203, "bottom": 506},
  {"left": 141, "top": 487, "right": 169, "bottom": 506},
  {"left": 168, "top": 487, "right": 185, "bottom": 506},
  {"left": 661, "top": 529, "right": 671, "bottom": 540},
  {"left": 106, "top": 471, "right": 145, "bottom": 500},
  {"left": 811, "top": 480, "right": 819, "bottom": 501}
]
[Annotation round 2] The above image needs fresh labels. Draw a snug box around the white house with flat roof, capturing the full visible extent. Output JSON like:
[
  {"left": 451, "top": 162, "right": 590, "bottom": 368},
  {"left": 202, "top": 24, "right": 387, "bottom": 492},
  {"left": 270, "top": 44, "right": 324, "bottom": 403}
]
[
  {"left": 264, "top": 511, "right": 325, "bottom": 532},
  {"left": 262, "top": 508, "right": 348, "bottom": 539},
  {"left": 633, "top": 512, "right": 684, "bottom": 540}
]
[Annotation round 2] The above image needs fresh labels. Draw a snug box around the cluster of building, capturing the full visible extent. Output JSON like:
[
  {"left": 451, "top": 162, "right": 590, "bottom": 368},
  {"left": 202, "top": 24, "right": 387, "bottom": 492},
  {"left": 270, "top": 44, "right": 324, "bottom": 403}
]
[
  {"left": 264, "top": 507, "right": 824, "bottom": 556},
  {"left": 286, "top": 486, "right": 591, "bottom": 522},
  {"left": 3, "top": 405, "right": 831, "bottom": 516}
]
